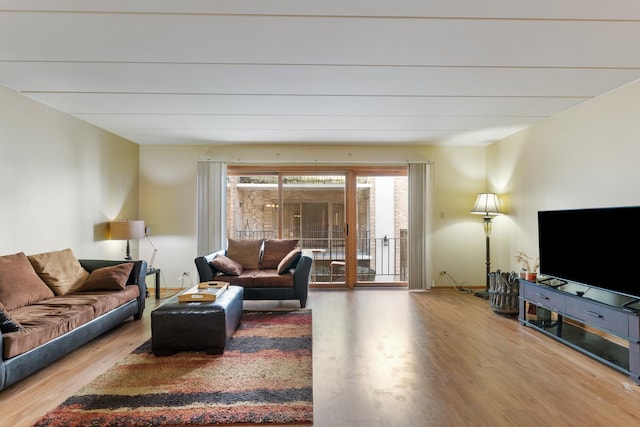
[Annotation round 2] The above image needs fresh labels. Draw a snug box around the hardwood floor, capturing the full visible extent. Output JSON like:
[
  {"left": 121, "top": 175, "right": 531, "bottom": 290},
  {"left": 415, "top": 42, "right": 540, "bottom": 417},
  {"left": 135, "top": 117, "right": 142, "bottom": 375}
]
[{"left": 2, "top": 289, "right": 640, "bottom": 426}]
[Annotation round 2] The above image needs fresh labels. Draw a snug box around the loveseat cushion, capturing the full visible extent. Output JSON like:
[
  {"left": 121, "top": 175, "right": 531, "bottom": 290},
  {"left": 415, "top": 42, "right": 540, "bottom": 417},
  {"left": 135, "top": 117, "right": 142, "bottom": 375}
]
[
  {"left": 213, "top": 271, "right": 256, "bottom": 287},
  {"left": 260, "top": 239, "right": 299, "bottom": 269},
  {"left": 28, "top": 248, "right": 89, "bottom": 296},
  {"left": 252, "top": 269, "right": 295, "bottom": 288},
  {"left": 226, "top": 239, "right": 263, "bottom": 269},
  {"left": 211, "top": 269, "right": 294, "bottom": 288},
  {"left": 0, "top": 252, "right": 55, "bottom": 310}
]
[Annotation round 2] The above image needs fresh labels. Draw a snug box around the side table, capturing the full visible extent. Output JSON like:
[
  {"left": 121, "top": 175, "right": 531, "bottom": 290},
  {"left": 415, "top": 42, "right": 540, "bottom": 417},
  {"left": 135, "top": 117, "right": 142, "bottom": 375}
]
[
  {"left": 146, "top": 268, "right": 161, "bottom": 299},
  {"left": 309, "top": 248, "right": 326, "bottom": 283}
]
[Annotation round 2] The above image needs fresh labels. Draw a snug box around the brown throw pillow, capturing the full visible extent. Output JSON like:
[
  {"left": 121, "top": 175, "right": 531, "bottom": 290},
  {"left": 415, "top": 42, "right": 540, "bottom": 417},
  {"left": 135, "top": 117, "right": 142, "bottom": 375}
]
[
  {"left": 261, "top": 239, "right": 299, "bottom": 269},
  {"left": 226, "top": 239, "right": 263, "bottom": 269},
  {"left": 0, "top": 252, "right": 54, "bottom": 310},
  {"left": 0, "top": 301, "right": 22, "bottom": 333},
  {"left": 277, "top": 249, "right": 302, "bottom": 274},
  {"left": 28, "top": 248, "right": 89, "bottom": 296},
  {"left": 210, "top": 254, "right": 243, "bottom": 276},
  {"left": 80, "top": 263, "right": 134, "bottom": 291}
]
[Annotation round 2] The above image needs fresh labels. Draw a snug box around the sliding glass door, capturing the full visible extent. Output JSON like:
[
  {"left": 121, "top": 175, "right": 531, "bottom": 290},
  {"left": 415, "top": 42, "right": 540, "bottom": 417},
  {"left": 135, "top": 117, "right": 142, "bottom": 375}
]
[{"left": 226, "top": 167, "right": 407, "bottom": 288}]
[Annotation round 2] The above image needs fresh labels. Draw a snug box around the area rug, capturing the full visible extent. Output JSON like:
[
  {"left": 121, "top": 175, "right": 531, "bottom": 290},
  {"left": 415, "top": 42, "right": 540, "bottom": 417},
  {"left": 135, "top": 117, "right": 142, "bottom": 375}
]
[{"left": 33, "top": 310, "right": 312, "bottom": 426}]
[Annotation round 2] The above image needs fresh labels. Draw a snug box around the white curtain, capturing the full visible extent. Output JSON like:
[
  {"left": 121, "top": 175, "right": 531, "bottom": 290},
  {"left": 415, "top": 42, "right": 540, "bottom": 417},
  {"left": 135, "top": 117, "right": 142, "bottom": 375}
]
[
  {"left": 408, "top": 162, "right": 433, "bottom": 290},
  {"left": 196, "top": 161, "right": 227, "bottom": 255}
]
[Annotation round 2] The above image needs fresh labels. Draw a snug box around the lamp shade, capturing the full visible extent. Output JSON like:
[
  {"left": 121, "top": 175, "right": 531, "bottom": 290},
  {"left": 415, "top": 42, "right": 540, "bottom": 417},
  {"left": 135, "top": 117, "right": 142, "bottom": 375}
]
[
  {"left": 470, "top": 193, "right": 502, "bottom": 216},
  {"left": 109, "top": 220, "right": 145, "bottom": 240}
]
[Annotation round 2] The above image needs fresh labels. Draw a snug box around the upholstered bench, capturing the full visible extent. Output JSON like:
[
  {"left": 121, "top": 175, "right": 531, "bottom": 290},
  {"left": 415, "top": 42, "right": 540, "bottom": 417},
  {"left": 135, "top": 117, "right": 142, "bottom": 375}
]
[{"left": 151, "top": 285, "right": 244, "bottom": 356}]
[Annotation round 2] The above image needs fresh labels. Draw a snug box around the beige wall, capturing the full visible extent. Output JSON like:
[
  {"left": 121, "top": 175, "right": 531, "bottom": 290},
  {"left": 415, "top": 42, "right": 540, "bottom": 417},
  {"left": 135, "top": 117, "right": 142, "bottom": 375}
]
[
  {"left": 139, "top": 144, "right": 488, "bottom": 287},
  {"left": 9, "top": 74, "right": 637, "bottom": 289},
  {"left": 0, "top": 85, "right": 141, "bottom": 260},
  {"left": 489, "top": 79, "right": 640, "bottom": 273},
  {"left": 142, "top": 73, "right": 640, "bottom": 287}
]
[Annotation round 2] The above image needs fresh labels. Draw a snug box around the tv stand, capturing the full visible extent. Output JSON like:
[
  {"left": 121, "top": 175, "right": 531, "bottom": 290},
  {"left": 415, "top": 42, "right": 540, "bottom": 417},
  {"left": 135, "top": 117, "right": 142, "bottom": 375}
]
[
  {"left": 537, "top": 277, "right": 567, "bottom": 288},
  {"left": 519, "top": 279, "right": 640, "bottom": 384}
]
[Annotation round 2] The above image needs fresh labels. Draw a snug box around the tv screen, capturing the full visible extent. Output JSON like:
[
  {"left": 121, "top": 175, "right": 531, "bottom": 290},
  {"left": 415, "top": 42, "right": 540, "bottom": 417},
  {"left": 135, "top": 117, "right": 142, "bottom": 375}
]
[{"left": 538, "top": 206, "right": 640, "bottom": 299}]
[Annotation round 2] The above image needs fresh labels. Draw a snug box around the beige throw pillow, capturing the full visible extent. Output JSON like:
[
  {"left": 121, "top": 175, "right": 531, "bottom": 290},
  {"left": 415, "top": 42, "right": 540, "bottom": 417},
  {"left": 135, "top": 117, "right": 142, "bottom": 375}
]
[
  {"left": 226, "top": 239, "right": 263, "bottom": 269},
  {"left": 28, "top": 248, "right": 89, "bottom": 296}
]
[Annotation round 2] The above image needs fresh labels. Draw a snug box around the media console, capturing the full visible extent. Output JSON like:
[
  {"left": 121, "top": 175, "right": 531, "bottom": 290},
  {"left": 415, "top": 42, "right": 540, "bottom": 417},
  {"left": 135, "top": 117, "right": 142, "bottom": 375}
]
[{"left": 519, "top": 278, "right": 640, "bottom": 384}]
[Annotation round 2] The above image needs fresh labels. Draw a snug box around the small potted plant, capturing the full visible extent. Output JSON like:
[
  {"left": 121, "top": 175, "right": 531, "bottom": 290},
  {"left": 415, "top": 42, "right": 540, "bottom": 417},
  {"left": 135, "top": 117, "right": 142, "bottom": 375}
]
[{"left": 515, "top": 251, "right": 539, "bottom": 281}]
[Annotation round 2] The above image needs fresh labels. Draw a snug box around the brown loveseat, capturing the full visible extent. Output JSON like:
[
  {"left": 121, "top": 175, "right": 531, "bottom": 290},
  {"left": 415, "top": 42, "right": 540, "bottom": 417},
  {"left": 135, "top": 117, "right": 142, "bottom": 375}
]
[
  {"left": 0, "top": 249, "right": 147, "bottom": 391},
  {"left": 194, "top": 239, "right": 312, "bottom": 308}
]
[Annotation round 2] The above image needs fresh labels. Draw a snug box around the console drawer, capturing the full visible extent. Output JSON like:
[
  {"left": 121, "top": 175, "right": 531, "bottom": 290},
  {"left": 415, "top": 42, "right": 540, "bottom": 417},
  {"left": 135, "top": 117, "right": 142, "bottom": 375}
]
[
  {"left": 521, "top": 284, "right": 565, "bottom": 311},
  {"left": 565, "top": 298, "right": 628, "bottom": 337}
]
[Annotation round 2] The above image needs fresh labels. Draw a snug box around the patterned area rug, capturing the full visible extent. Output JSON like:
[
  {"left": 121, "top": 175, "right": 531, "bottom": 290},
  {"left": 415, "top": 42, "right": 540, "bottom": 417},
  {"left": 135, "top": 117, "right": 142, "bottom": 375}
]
[{"left": 33, "top": 310, "right": 313, "bottom": 426}]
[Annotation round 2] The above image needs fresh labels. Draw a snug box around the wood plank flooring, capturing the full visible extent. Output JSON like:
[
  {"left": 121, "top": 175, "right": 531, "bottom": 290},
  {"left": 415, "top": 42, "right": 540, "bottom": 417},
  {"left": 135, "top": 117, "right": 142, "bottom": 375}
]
[{"left": 1, "top": 289, "right": 640, "bottom": 426}]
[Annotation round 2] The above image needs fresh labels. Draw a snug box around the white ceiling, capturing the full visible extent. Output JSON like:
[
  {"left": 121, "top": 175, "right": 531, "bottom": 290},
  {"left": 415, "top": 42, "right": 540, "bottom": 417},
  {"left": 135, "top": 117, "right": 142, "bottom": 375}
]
[{"left": 1, "top": 0, "right": 640, "bottom": 146}]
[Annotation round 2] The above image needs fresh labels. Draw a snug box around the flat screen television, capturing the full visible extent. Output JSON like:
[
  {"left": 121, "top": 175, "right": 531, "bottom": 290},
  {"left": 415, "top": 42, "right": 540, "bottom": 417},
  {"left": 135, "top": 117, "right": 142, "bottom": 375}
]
[{"left": 538, "top": 206, "right": 640, "bottom": 300}]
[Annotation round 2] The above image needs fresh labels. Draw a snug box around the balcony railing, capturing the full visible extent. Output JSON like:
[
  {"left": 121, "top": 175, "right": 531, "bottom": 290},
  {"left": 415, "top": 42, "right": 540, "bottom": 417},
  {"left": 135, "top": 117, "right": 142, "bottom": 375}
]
[{"left": 232, "top": 230, "right": 408, "bottom": 282}]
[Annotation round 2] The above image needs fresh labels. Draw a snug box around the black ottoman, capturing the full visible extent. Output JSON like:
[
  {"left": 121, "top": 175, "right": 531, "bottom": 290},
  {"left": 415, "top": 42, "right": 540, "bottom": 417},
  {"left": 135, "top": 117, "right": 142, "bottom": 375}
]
[{"left": 151, "top": 285, "right": 244, "bottom": 356}]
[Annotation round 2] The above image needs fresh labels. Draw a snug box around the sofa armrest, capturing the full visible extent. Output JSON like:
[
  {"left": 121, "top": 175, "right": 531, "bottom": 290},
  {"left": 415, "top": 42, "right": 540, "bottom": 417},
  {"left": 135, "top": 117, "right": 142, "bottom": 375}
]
[
  {"left": 79, "top": 259, "right": 147, "bottom": 319},
  {"left": 293, "top": 251, "right": 313, "bottom": 308},
  {"left": 194, "top": 249, "right": 226, "bottom": 282}
]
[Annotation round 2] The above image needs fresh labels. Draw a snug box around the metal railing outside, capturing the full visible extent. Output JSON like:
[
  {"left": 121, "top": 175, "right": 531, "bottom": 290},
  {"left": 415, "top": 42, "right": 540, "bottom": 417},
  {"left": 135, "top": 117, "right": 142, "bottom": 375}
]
[{"left": 233, "top": 230, "right": 407, "bottom": 282}]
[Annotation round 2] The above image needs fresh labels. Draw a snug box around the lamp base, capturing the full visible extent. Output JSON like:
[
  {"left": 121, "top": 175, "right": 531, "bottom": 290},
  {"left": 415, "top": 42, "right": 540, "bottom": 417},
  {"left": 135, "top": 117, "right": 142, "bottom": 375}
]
[{"left": 124, "top": 240, "right": 133, "bottom": 261}]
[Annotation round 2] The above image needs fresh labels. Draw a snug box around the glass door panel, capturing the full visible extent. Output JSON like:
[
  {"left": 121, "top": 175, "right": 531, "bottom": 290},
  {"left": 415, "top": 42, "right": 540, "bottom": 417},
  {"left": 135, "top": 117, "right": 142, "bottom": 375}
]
[
  {"left": 282, "top": 175, "right": 346, "bottom": 286},
  {"left": 226, "top": 174, "right": 279, "bottom": 240},
  {"left": 355, "top": 174, "right": 408, "bottom": 286}
]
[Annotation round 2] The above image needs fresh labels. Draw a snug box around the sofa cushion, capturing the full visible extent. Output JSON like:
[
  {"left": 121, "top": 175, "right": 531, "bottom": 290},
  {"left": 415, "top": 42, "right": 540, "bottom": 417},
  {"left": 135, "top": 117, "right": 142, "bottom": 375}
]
[
  {"left": 28, "top": 248, "right": 89, "bottom": 296},
  {"left": 0, "top": 301, "right": 22, "bottom": 333},
  {"left": 277, "top": 249, "right": 302, "bottom": 274},
  {"left": 47, "top": 286, "right": 140, "bottom": 317},
  {"left": 213, "top": 269, "right": 294, "bottom": 288},
  {"left": 252, "top": 269, "right": 295, "bottom": 288},
  {"left": 226, "top": 239, "right": 263, "bottom": 269},
  {"left": 214, "top": 271, "right": 256, "bottom": 287},
  {"left": 3, "top": 299, "right": 95, "bottom": 359},
  {"left": 79, "top": 263, "right": 134, "bottom": 291},
  {"left": 260, "top": 239, "right": 299, "bottom": 269},
  {"left": 210, "top": 254, "right": 243, "bottom": 276},
  {"left": 0, "top": 252, "right": 55, "bottom": 310}
]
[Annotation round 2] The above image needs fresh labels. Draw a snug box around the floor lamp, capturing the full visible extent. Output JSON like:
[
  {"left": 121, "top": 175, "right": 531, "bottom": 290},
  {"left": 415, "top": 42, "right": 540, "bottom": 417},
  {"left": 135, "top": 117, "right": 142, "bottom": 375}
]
[{"left": 470, "top": 193, "right": 502, "bottom": 299}]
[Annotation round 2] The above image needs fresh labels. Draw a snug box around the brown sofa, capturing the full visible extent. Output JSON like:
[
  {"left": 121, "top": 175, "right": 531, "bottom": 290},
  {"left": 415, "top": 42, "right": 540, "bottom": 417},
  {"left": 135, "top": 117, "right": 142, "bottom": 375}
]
[
  {"left": 0, "top": 249, "right": 147, "bottom": 391},
  {"left": 194, "top": 239, "right": 312, "bottom": 308}
]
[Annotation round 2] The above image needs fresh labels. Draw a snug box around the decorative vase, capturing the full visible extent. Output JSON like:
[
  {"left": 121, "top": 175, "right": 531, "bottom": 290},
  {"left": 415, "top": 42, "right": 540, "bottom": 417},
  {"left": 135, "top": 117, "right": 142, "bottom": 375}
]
[{"left": 525, "top": 272, "right": 537, "bottom": 281}]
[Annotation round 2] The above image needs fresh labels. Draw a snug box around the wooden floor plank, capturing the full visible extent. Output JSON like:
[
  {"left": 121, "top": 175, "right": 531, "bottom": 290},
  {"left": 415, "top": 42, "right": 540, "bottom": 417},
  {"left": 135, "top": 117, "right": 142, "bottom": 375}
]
[{"left": 1, "top": 289, "right": 640, "bottom": 426}]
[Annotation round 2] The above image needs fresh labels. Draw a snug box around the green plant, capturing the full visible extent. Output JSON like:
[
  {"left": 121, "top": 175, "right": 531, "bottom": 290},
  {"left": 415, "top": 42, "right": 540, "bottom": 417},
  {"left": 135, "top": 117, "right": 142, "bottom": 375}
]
[{"left": 515, "top": 251, "right": 539, "bottom": 272}]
